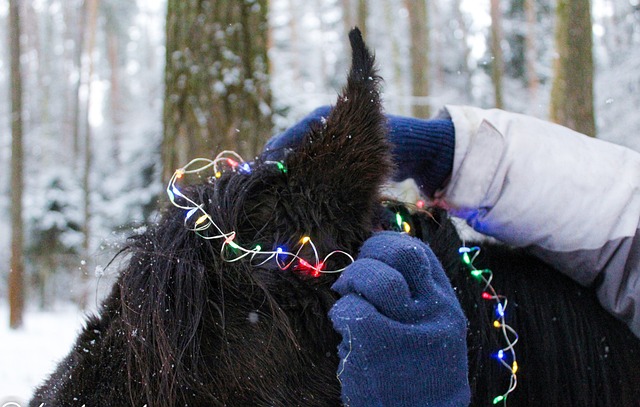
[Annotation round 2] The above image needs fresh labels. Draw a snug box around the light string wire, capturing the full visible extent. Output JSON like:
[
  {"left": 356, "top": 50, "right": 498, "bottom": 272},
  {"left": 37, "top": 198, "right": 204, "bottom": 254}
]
[
  {"left": 459, "top": 245, "right": 519, "bottom": 406},
  {"left": 166, "top": 150, "right": 354, "bottom": 276}
]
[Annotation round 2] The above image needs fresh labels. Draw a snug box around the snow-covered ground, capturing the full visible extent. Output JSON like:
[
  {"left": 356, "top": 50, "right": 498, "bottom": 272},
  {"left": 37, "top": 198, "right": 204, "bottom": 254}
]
[{"left": 0, "top": 304, "right": 85, "bottom": 405}]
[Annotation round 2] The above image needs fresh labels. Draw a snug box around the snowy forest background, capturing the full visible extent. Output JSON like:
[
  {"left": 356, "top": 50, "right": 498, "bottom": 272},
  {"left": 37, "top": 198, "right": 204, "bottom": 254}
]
[{"left": 1, "top": 0, "right": 640, "bottom": 344}]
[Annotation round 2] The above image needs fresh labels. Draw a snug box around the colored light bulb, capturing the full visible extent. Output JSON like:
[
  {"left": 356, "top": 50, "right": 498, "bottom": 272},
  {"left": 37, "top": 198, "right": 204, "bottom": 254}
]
[
  {"left": 276, "top": 162, "right": 287, "bottom": 173},
  {"left": 239, "top": 163, "right": 251, "bottom": 174},
  {"left": 172, "top": 186, "right": 184, "bottom": 198},
  {"left": 298, "top": 258, "right": 312, "bottom": 269},
  {"left": 396, "top": 213, "right": 403, "bottom": 229},
  {"left": 224, "top": 235, "right": 240, "bottom": 250},
  {"left": 311, "top": 264, "right": 322, "bottom": 278},
  {"left": 185, "top": 207, "right": 199, "bottom": 220},
  {"left": 492, "top": 395, "right": 505, "bottom": 404}
]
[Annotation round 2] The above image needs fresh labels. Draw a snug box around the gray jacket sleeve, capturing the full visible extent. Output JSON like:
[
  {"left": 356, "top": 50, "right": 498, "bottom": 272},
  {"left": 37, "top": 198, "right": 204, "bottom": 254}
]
[{"left": 437, "top": 105, "right": 640, "bottom": 338}]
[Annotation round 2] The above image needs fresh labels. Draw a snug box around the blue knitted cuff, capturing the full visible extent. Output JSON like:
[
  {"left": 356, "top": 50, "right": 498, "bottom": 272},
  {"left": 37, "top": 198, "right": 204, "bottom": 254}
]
[{"left": 388, "top": 116, "right": 455, "bottom": 197}]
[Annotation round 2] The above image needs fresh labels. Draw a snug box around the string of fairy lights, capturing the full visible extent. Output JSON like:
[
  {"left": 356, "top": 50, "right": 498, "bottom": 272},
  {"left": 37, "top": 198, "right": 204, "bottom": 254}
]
[
  {"left": 166, "top": 150, "right": 354, "bottom": 276},
  {"left": 167, "top": 150, "right": 519, "bottom": 404},
  {"left": 459, "top": 246, "right": 519, "bottom": 405}
]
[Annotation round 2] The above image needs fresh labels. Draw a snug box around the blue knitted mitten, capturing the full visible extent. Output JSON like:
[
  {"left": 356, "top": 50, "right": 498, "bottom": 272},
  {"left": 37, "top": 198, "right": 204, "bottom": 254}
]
[{"left": 329, "top": 231, "right": 470, "bottom": 406}]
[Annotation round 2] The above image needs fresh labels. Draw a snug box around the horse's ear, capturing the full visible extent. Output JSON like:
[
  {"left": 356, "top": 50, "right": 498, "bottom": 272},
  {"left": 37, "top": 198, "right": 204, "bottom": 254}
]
[{"left": 284, "top": 28, "right": 392, "bottom": 227}]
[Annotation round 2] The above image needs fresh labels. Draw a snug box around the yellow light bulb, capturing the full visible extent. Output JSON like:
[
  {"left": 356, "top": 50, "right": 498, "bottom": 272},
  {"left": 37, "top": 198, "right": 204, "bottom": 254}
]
[
  {"left": 301, "top": 236, "right": 310, "bottom": 244},
  {"left": 493, "top": 320, "right": 501, "bottom": 328}
]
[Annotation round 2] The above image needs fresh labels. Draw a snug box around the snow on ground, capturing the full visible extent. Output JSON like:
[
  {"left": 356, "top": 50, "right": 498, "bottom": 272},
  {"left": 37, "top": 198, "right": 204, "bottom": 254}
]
[{"left": 0, "top": 304, "right": 86, "bottom": 406}]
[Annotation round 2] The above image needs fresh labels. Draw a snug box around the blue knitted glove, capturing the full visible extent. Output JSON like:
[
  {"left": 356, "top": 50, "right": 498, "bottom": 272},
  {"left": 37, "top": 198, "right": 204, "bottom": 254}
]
[
  {"left": 263, "top": 106, "right": 455, "bottom": 196},
  {"left": 329, "top": 231, "right": 470, "bottom": 407}
]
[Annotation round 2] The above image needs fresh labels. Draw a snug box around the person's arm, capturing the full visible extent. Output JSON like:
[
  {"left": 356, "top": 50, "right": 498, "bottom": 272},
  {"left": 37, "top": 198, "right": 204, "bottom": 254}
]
[{"left": 438, "top": 105, "right": 640, "bottom": 338}]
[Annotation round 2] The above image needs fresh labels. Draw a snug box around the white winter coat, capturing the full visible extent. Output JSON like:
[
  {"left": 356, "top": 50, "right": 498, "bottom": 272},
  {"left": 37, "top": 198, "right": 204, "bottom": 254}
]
[{"left": 436, "top": 105, "right": 640, "bottom": 338}]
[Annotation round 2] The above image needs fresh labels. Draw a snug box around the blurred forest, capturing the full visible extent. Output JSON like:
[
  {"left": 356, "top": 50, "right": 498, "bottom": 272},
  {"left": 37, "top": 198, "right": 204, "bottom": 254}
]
[{"left": 2, "top": 0, "right": 639, "bottom": 327}]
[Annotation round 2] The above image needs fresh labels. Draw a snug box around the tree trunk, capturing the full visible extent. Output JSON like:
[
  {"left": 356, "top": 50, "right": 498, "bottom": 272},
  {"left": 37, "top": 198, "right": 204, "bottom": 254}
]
[
  {"left": 431, "top": 0, "right": 445, "bottom": 86},
  {"left": 162, "top": 0, "right": 273, "bottom": 182},
  {"left": 72, "top": 0, "right": 87, "bottom": 161},
  {"left": 357, "top": 0, "right": 367, "bottom": 39},
  {"left": 287, "top": 0, "right": 302, "bottom": 84},
  {"left": 404, "top": 0, "right": 430, "bottom": 118},
  {"left": 549, "top": 0, "right": 595, "bottom": 136},
  {"left": 108, "top": 31, "right": 121, "bottom": 161},
  {"left": 490, "top": 0, "right": 504, "bottom": 109},
  {"left": 525, "top": 0, "right": 539, "bottom": 99},
  {"left": 341, "top": 0, "right": 367, "bottom": 57},
  {"left": 315, "top": 0, "right": 329, "bottom": 91},
  {"left": 453, "top": 0, "right": 473, "bottom": 101},
  {"left": 9, "top": 0, "right": 25, "bottom": 329},
  {"left": 342, "top": 0, "right": 354, "bottom": 36},
  {"left": 80, "top": 0, "right": 100, "bottom": 308},
  {"left": 383, "top": 0, "right": 407, "bottom": 114}
]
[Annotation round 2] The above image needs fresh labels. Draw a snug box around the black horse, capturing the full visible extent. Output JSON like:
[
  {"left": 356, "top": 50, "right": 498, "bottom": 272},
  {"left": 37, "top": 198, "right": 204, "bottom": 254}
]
[{"left": 32, "top": 29, "right": 640, "bottom": 406}]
